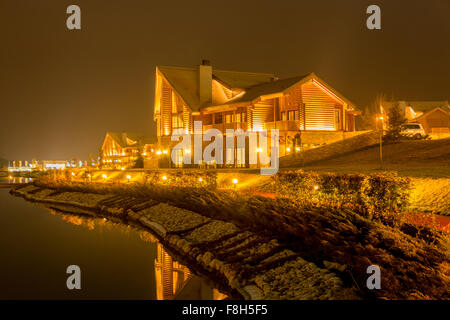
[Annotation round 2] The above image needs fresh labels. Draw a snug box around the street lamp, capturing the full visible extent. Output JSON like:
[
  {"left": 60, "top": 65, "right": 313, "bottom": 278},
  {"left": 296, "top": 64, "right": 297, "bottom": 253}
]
[{"left": 376, "top": 115, "right": 384, "bottom": 169}]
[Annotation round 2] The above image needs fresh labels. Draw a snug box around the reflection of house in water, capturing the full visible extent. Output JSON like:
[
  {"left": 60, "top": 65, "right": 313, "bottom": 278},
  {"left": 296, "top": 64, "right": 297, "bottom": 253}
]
[
  {"left": 154, "top": 243, "right": 227, "bottom": 300},
  {"left": 155, "top": 243, "right": 192, "bottom": 300}
]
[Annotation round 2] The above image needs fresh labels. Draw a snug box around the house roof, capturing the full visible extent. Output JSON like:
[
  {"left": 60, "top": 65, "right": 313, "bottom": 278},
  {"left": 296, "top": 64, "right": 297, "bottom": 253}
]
[
  {"left": 414, "top": 106, "right": 450, "bottom": 120},
  {"left": 105, "top": 132, "right": 146, "bottom": 148},
  {"left": 224, "top": 74, "right": 310, "bottom": 104},
  {"left": 387, "top": 100, "right": 449, "bottom": 113},
  {"left": 157, "top": 65, "right": 276, "bottom": 111},
  {"left": 157, "top": 65, "right": 357, "bottom": 112}
]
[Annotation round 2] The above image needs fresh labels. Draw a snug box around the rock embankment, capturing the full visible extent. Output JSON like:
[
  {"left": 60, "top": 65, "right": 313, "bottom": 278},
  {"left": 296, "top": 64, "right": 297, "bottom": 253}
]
[{"left": 11, "top": 184, "right": 359, "bottom": 300}]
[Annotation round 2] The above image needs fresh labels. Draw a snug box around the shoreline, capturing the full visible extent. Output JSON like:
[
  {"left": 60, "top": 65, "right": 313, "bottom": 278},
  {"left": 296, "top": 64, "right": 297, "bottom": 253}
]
[{"left": 10, "top": 183, "right": 360, "bottom": 300}]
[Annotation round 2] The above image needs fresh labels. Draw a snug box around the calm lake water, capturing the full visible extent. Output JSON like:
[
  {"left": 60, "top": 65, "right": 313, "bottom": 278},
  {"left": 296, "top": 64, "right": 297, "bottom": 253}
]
[{"left": 0, "top": 185, "right": 222, "bottom": 299}]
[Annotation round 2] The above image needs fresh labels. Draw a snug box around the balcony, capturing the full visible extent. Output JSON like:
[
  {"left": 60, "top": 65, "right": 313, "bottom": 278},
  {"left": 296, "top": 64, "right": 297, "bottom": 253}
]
[
  {"left": 203, "top": 122, "right": 248, "bottom": 132},
  {"left": 264, "top": 120, "right": 300, "bottom": 131}
]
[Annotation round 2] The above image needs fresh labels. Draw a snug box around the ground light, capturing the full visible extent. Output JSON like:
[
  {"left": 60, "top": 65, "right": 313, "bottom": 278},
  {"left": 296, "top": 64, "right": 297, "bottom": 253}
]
[
  {"left": 314, "top": 185, "right": 319, "bottom": 190},
  {"left": 286, "top": 147, "right": 291, "bottom": 152},
  {"left": 198, "top": 178, "right": 203, "bottom": 182},
  {"left": 162, "top": 175, "right": 167, "bottom": 180},
  {"left": 102, "top": 174, "right": 107, "bottom": 179},
  {"left": 232, "top": 178, "right": 238, "bottom": 189},
  {"left": 126, "top": 175, "right": 131, "bottom": 182}
]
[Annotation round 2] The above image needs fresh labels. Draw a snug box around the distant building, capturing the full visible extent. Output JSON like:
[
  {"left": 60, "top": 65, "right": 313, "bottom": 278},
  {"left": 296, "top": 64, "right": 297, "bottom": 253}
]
[
  {"left": 383, "top": 100, "right": 450, "bottom": 135},
  {"left": 100, "top": 132, "right": 156, "bottom": 169},
  {"left": 153, "top": 60, "right": 361, "bottom": 167},
  {"left": 42, "top": 160, "right": 67, "bottom": 170}
]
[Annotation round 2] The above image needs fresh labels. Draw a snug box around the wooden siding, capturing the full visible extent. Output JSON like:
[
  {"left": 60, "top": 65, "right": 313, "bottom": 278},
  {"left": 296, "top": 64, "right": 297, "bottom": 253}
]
[
  {"left": 253, "top": 100, "right": 274, "bottom": 131},
  {"left": 160, "top": 79, "right": 172, "bottom": 136},
  {"left": 302, "top": 81, "right": 338, "bottom": 131}
]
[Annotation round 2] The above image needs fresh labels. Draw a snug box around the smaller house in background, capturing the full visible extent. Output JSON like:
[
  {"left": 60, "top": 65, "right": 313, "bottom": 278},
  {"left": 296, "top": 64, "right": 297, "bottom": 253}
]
[
  {"left": 100, "top": 132, "right": 156, "bottom": 169},
  {"left": 383, "top": 100, "right": 450, "bottom": 136}
]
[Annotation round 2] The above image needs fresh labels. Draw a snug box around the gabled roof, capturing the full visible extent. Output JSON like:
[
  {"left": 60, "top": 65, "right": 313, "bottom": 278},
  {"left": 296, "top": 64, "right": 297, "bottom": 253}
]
[
  {"left": 223, "top": 74, "right": 310, "bottom": 105},
  {"left": 157, "top": 65, "right": 357, "bottom": 112},
  {"left": 104, "top": 132, "right": 146, "bottom": 148},
  {"left": 216, "top": 73, "right": 357, "bottom": 109},
  {"left": 157, "top": 65, "right": 276, "bottom": 111},
  {"left": 414, "top": 106, "right": 450, "bottom": 120},
  {"left": 386, "top": 100, "right": 449, "bottom": 113},
  {"left": 212, "top": 69, "right": 276, "bottom": 89}
]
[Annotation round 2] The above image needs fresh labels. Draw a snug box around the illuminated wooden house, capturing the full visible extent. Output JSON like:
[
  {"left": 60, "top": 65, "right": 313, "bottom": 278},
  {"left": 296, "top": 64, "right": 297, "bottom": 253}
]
[
  {"left": 153, "top": 60, "right": 360, "bottom": 167},
  {"left": 100, "top": 132, "right": 156, "bottom": 168}
]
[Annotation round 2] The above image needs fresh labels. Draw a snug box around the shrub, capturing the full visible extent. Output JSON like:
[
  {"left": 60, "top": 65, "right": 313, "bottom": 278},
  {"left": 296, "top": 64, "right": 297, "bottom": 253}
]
[{"left": 261, "top": 170, "right": 411, "bottom": 225}]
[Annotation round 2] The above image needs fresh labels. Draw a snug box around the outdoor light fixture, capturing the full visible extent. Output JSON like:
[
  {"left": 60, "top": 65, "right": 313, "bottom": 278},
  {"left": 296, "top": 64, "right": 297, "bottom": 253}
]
[
  {"left": 163, "top": 150, "right": 168, "bottom": 154},
  {"left": 198, "top": 178, "right": 203, "bottom": 182},
  {"left": 156, "top": 150, "right": 162, "bottom": 155},
  {"left": 286, "top": 148, "right": 291, "bottom": 152},
  {"left": 256, "top": 148, "right": 262, "bottom": 153},
  {"left": 8, "top": 176, "right": 12, "bottom": 180},
  {"left": 162, "top": 175, "right": 167, "bottom": 180},
  {"left": 185, "top": 149, "right": 191, "bottom": 154},
  {"left": 126, "top": 175, "right": 131, "bottom": 182},
  {"left": 102, "top": 174, "right": 107, "bottom": 179},
  {"left": 296, "top": 147, "right": 300, "bottom": 151},
  {"left": 314, "top": 185, "right": 319, "bottom": 190},
  {"left": 71, "top": 172, "right": 75, "bottom": 176},
  {"left": 121, "top": 167, "right": 125, "bottom": 170},
  {"left": 232, "top": 178, "right": 238, "bottom": 184}
]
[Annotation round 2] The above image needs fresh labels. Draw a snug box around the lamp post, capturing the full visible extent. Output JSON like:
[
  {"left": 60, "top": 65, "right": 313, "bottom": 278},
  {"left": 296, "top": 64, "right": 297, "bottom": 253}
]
[{"left": 376, "top": 115, "right": 384, "bottom": 169}]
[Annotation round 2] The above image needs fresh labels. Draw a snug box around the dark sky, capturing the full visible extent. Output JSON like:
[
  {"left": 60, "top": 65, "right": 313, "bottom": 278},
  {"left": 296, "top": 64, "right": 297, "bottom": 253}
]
[{"left": 1, "top": 0, "right": 449, "bottom": 161}]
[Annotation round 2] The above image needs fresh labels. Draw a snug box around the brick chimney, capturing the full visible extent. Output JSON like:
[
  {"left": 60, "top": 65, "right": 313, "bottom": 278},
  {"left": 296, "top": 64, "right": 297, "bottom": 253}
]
[{"left": 199, "top": 59, "right": 212, "bottom": 107}]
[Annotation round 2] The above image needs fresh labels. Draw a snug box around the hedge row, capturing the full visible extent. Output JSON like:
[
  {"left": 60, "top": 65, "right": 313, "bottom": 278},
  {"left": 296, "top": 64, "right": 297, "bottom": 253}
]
[
  {"left": 256, "top": 170, "right": 412, "bottom": 225},
  {"left": 143, "top": 170, "right": 217, "bottom": 188}
]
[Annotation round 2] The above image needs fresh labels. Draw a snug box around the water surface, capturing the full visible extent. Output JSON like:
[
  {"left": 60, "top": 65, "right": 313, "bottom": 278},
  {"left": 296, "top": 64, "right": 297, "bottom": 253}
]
[{"left": 0, "top": 188, "right": 222, "bottom": 299}]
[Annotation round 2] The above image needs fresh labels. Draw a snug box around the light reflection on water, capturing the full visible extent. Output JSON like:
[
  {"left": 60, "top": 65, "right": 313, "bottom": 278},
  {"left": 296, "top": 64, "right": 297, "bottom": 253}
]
[{"left": 0, "top": 189, "right": 226, "bottom": 300}]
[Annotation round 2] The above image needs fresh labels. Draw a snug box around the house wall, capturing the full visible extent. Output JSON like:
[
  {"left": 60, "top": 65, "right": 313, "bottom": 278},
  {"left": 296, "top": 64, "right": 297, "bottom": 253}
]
[{"left": 417, "top": 109, "right": 450, "bottom": 135}]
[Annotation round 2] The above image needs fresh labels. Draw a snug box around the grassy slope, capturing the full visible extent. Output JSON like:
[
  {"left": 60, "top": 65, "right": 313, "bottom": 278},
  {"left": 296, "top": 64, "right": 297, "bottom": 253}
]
[
  {"left": 297, "top": 138, "right": 450, "bottom": 178},
  {"left": 31, "top": 180, "right": 450, "bottom": 299}
]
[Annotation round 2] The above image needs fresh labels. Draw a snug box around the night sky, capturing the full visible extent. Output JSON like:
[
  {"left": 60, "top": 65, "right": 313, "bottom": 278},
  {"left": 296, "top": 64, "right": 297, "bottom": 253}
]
[{"left": 1, "top": 0, "right": 449, "bottom": 161}]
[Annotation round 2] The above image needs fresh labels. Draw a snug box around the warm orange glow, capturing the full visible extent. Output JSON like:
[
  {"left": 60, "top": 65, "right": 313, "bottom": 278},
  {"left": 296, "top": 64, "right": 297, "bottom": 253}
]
[
  {"left": 162, "top": 175, "right": 167, "bottom": 180},
  {"left": 156, "top": 150, "right": 162, "bottom": 155},
  {"left": 286, "top": 147, "right": 291, "bottom": 152},
  {"left": 312, "top": 79, "right": 345, "bottom": 104},
  {"left": 102, "top": 174, "right": 107, "bottom": 179},
  {"left": 8, "top": 175, "right": 12, "bottom": 180},
  {"left": 126, "top": 175, "right": 131, "bottom": 180},
  {"left": 296, "top": 147, "right": 300, "bottom": 151},
  {"left": 198, "top": 178, "right": 203, "bottom": 182},
  {"left": 121, "top": 167, "right": 125, "bottom": 171},
  {"left": 163, "top": 150, "right": 168, "bottom": 154},
  {"left": 71, "top": 172, "right": 75, "bottom": 176},
  {"left": 232, "top": 178, "right": 238, "bottom": 184},
  {"left": 314, "top": 185, "right": 319, "bottom": 190}
]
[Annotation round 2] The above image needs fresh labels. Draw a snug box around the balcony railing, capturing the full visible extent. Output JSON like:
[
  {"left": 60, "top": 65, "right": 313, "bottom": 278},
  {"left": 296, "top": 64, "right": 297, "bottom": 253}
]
[
  {"left": 203, "top": 122, "right": 248, "bottom": 132},
  {"left": 264, "top": 120, "right": 300, "bottom": 131}
]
